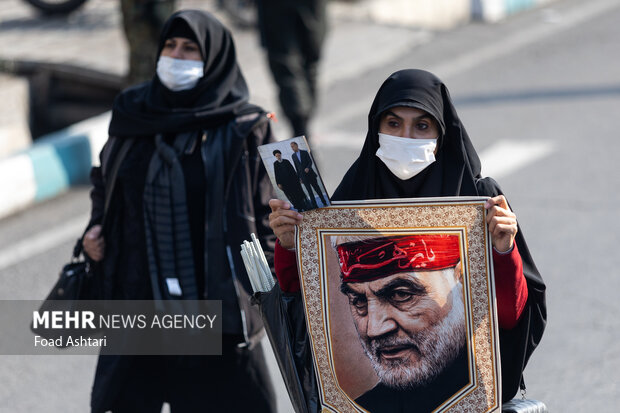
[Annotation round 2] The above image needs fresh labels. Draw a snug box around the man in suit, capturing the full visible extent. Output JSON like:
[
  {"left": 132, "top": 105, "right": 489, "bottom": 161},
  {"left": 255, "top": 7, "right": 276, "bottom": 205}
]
[
  {"left": 273, "top": 149, "right": 309, "bottom": 211},
  {"left": 290, "top": 141, "right": 327, "bottom": 208}
]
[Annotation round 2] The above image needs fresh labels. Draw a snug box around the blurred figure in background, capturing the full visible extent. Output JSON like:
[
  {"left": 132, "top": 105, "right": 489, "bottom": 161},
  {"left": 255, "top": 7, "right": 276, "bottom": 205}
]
[
  {"left": 256, "top": 0, "right": 328, "bottom": 138},
  {"left": 83, "top": 9, "right": 277, "bottom": 412},
  {"left": 217, "top": 0, "right": 258, "bottom": 29}
]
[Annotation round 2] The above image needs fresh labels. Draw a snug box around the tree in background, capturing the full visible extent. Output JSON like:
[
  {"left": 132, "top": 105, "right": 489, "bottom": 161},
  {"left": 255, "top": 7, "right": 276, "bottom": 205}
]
[{"left": 120, "top": 0, "right": 176, "bottom": 86}]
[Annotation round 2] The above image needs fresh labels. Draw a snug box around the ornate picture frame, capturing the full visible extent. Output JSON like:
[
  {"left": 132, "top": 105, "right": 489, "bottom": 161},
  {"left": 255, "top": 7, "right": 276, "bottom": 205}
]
[{"left": 295, "top": 197, "right": 501, "bottom": 412}]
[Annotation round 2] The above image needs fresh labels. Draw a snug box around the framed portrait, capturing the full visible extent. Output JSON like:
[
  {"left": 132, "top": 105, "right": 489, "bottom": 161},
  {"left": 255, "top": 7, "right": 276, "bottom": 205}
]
[
  {"left": 258, "top": 136, "right": 330, "bottom": 212},
  {"left": 295, "top": 197, "right": 501, "bottom": 412}
]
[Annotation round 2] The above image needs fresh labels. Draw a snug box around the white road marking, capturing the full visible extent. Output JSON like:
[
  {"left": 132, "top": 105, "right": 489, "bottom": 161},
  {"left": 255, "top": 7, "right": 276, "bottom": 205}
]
[
  {"left": 479, "top": 140, "right": 556, "bottom": 180},
  {"left": 0, "top": 214, "right": 89, "bottom": 271}
]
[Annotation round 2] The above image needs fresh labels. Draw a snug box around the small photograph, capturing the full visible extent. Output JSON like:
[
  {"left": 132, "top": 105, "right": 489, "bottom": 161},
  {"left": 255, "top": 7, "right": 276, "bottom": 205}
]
[{"left": 258, "top": 136, "right": 330, "bottom": 212}]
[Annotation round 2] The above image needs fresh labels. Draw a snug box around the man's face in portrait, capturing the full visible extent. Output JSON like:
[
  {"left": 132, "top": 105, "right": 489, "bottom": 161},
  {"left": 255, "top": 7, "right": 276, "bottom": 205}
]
[
  {"left": 290, "top": 142, "right": 299, "bottom": 152},
  {"left": 274, "top": 152, "right": 282, "bottom": 161},
  {"left": 337, "top": 235, "right": 466, "bottom": 389}
]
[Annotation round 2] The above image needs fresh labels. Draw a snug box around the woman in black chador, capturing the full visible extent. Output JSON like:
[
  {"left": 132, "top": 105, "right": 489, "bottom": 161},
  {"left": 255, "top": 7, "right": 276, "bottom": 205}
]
[
  {"left": 83, "top": 10, "right": 277, "bottom": 413},
  {"left": 269, "top": 69, "right": 546, "bottom": 412}
]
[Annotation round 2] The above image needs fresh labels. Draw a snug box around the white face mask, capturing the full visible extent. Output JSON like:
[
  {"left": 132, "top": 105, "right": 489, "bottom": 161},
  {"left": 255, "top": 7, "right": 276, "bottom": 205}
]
[
  {"left": 375, "top": 133, "right": 437, "bottom": 180},
  {"left": 156, "top": 56, "right": 204, "bottom": 91}
]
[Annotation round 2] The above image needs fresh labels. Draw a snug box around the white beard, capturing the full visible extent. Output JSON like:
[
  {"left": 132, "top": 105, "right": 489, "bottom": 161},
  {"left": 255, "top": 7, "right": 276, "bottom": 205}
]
[{"left": 360, "top": 283, "right": 466, "bottom": 389}]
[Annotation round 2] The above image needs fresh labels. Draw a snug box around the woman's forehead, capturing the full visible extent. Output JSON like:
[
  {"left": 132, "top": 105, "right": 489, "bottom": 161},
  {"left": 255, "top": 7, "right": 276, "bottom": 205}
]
[
  {"left": 165, "top": 36, "right": 199, "bottom": 45},
  {"left": 381, "top": 106, "right": 430, "bottom": 119}
]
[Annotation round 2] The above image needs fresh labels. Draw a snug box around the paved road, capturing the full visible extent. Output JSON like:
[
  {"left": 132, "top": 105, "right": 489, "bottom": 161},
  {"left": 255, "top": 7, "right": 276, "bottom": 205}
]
[{"left": 2, "top": 0, "right": 620, "bottom": 411}]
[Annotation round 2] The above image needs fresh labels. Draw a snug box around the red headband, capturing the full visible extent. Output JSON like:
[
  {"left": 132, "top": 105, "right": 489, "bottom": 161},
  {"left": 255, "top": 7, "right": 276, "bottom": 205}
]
[{"left": 336, "top": 234, "right": 460, "bottom": 283}]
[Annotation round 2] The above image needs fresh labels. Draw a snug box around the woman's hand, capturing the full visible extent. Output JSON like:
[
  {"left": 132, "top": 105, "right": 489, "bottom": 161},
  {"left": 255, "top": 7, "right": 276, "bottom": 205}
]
[
  {"left": 485, "top": 195, "right": 517, "bottom": 253},
  {"left": 83, "top": 225, "right": 105, "bottom": 262},
  {"left": 268, "top": 199, "right": 303, "bottom": 250}
]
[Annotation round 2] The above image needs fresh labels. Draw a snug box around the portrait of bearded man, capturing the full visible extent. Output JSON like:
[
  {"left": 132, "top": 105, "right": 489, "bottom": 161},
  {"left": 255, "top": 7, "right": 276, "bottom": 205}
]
[{"left": 332, "top": 234, "right": 470, "bottom": 413}]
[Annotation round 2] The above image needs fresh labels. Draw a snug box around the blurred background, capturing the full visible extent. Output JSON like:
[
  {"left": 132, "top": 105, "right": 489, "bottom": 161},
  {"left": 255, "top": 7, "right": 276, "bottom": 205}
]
[{"left": 1, "top": 0, "right": 619, "bottom": 411}]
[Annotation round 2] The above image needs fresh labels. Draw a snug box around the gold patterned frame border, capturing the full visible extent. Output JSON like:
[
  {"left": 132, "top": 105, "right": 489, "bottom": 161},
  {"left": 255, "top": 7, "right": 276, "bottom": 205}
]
[{"left": 295, "top": 198, "right": 501, "bottom": 413}]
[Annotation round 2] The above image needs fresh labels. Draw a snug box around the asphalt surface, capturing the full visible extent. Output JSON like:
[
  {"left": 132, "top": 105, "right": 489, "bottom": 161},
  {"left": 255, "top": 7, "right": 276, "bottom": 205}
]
[{"left": 1, "top": 0, "right": 620, "bottom": 411}]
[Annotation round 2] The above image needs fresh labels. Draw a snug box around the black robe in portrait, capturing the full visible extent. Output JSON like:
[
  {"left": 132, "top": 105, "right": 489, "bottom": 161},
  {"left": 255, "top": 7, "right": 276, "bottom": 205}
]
[
  {"left": 274, "top": 159, "right": 308, "bottom": 211},
  {"left": 355, "top": 351, "right": 470, "bottom": 413}
]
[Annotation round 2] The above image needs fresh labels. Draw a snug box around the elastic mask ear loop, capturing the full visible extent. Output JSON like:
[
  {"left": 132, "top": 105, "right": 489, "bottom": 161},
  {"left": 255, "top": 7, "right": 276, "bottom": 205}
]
[{"left": 434, "top": 130, "right": 444, "bottom": 154}]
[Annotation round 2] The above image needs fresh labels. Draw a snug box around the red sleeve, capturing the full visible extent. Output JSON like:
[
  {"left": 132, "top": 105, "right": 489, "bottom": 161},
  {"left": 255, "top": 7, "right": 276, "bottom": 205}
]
[
  {"left": 274, "top": 240, "right": 301, "bottom": 293},
  {"left": 493, "top": 244, "right": 528, "bottom": 330}
]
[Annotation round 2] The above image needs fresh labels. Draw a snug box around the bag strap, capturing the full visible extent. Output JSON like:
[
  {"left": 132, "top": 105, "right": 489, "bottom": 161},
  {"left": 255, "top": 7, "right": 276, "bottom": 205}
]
[
  {"left": 101, "top": 138, "right": 134, "bottom": 229},
  {"left": 74, "top": 138, "right": 134, "bottom": 259}
]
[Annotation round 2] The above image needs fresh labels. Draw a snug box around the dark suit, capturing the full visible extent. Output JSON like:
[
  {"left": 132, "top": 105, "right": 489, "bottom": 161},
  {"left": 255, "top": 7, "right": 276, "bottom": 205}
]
[
  {"left": 273, "top": 159, "right": 309, "bottom": 211},
  {"left": 291, "top": 149, "right": 327, "bottom": 208}
]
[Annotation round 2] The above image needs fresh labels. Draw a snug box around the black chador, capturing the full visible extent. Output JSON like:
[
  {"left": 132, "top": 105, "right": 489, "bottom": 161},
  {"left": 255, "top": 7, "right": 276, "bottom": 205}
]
[
  {"left": 356, "top": 351, "right": 469, "bottom": 413},
  {"left": 274, "top": 158, "right": 309, "bottom": 211},
  {"left": 333, "top": 69, "right": 546, "bottom": 403}
]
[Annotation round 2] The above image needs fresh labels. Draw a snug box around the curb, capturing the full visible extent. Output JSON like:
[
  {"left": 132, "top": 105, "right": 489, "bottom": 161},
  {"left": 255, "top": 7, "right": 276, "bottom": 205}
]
[{"left": 0, "top": 112, "right": 110, "bottom": 220}]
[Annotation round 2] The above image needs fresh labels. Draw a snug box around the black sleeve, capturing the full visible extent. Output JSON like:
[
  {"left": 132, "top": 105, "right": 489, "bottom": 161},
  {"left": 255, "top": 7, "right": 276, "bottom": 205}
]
[
  {"left": 86, "top": 137, "right": 122, "bottom": 232},
  {"left": 476, "top": 177, "right": 547, "bottom": 401}
]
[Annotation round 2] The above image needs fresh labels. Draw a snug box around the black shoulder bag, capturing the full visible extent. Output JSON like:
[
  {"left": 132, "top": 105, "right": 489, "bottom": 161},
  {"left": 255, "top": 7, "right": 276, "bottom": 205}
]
[{"left": 33, "top": 138, "right": 133, "bottom": 323}]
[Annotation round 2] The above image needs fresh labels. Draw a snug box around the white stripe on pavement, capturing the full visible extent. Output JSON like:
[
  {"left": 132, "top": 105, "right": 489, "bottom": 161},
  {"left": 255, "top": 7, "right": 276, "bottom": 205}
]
[
  {"left": 479, "top": 140, "right": 556, "bottom": 180},
  {"left": 0, "top": 214, "right": 89, "bottom": 271}
]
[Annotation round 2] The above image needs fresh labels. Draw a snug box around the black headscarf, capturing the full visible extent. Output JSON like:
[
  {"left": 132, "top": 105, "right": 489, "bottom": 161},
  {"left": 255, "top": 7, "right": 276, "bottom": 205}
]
[
  {"left": 108, "top": 9, "right": 257, "bottom": 137},
  {"left": 332, "top": 69, "right": 482, "bottom": 200},
  {"left": 333, "top": 69, "right": 546, "bottom": 401}
]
